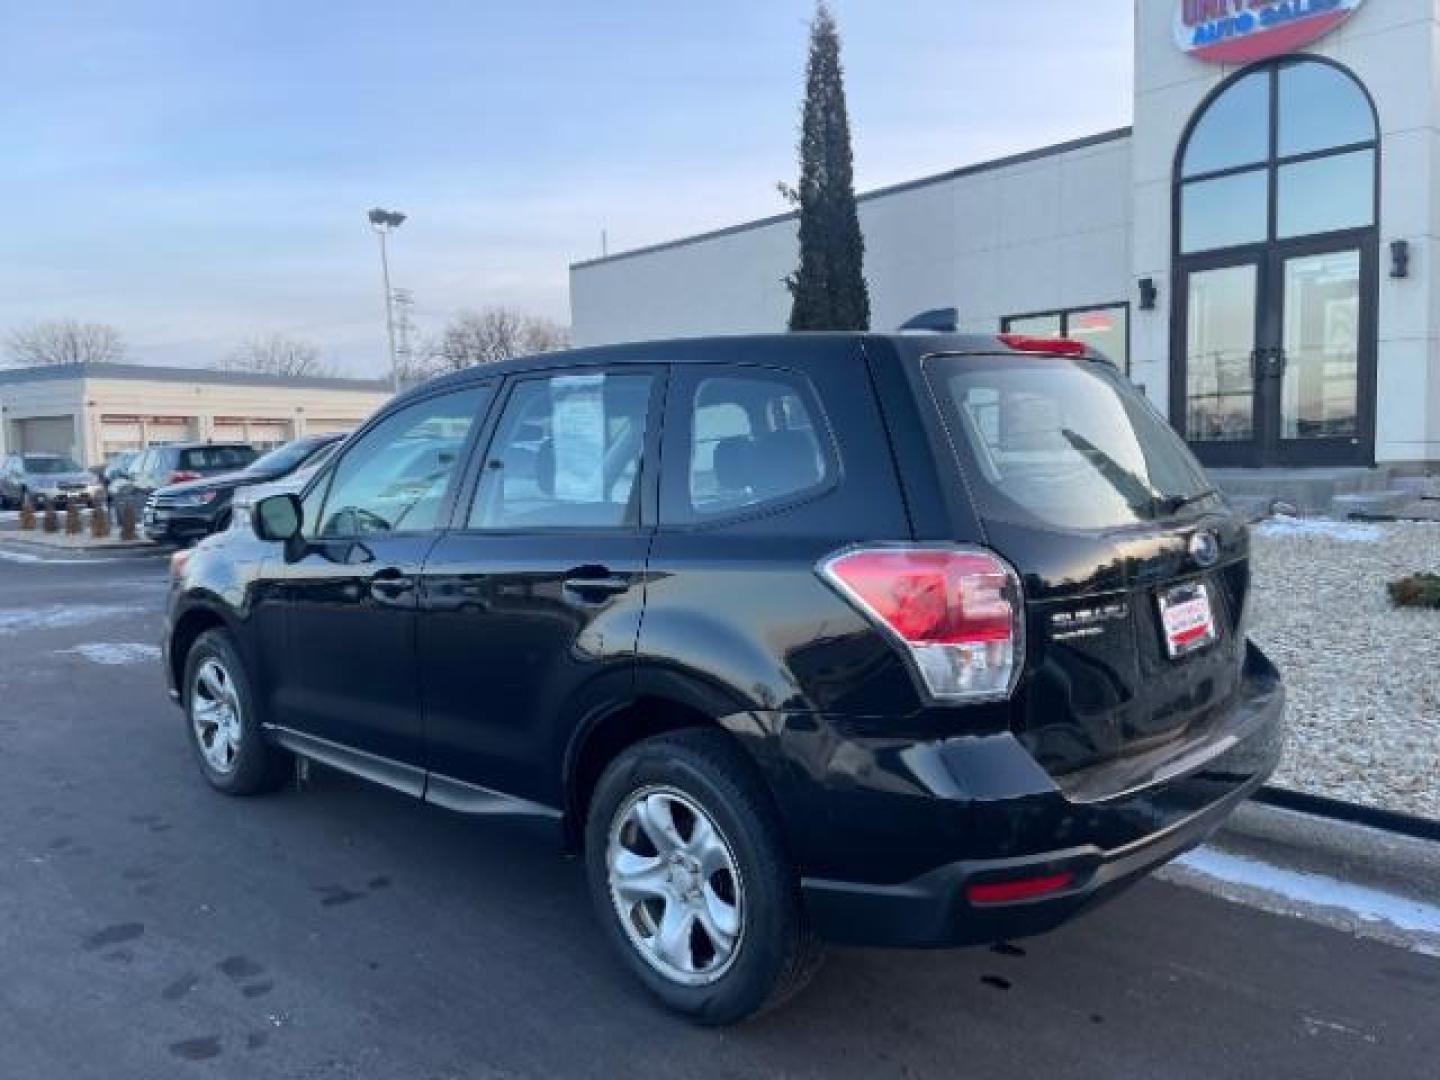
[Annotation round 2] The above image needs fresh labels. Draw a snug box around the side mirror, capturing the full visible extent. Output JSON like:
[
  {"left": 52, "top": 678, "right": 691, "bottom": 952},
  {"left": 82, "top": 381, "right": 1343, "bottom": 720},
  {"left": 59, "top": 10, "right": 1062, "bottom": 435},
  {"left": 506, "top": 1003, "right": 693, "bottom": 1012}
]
[{"left": 253, "top": 493, "right": 303, "bottom": 543}]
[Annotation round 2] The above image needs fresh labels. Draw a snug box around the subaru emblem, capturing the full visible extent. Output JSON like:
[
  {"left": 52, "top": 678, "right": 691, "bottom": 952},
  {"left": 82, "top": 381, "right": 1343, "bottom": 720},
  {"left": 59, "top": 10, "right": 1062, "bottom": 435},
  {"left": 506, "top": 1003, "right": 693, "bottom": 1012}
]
[{"left": 1189, "top": 530, "right": 1220, "bottom": 568}]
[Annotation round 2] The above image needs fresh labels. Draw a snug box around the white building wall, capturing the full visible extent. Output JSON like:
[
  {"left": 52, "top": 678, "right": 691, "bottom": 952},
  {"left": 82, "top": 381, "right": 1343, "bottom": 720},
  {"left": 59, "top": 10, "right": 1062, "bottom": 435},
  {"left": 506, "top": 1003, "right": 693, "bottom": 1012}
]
[
  {"left": 0, "top": 371, "right": 389, "bottom": 465},
  {"left": 1131, "top": 0, "right": 1440, "bottom": 465},
  {"left": 571, "top": 134, "right": 1134, "bottom": 347}
]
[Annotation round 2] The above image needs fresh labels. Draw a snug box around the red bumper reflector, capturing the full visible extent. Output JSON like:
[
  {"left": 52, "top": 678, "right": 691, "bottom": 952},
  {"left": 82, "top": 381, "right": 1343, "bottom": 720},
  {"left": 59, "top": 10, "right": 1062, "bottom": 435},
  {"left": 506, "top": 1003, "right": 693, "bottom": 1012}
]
[{"left": 966, "top": 872, "right": 1075, "bottom": 905}]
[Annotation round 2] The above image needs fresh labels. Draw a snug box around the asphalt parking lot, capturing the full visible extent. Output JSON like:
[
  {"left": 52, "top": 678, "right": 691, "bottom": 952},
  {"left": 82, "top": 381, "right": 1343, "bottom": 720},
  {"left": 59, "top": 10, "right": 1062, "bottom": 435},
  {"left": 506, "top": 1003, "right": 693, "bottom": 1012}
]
[{"left": 1, "top": 546, "right": 1438, "bottom": 1079}]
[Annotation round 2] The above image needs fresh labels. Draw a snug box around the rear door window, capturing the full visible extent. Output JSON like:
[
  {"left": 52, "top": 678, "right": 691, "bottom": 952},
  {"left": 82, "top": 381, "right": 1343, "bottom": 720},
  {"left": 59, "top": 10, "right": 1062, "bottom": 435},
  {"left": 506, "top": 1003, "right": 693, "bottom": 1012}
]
[
  {"left": 666, "top": 368, "right": 833, "bottom": 523},
  {"left": 469, "top": 371, "right": 655, "bottom": 531},
  {"left": 927, "top": 355, "right": 1212, "bottom": 530}
]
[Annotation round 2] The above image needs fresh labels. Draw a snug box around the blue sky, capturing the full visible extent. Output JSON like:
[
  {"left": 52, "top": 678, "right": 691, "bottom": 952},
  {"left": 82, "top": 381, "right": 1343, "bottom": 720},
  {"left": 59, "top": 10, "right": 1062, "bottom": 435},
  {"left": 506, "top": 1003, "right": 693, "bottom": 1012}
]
[{"left": 0, "top": 1, "right": 1133, "bottom": 375}]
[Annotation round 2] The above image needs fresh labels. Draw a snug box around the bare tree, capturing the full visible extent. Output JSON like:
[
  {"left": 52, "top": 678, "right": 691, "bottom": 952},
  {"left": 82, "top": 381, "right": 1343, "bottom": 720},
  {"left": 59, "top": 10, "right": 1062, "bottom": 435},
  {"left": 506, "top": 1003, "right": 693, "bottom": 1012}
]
[
  {"left": 425, "top": 308, "right": 570, "bottom": 375},
  {"left": 4, "top": 319, "right": 127, "bottom": 366},
  {"left": 217, "top": 334, "right": 334, "bottom": 378}
]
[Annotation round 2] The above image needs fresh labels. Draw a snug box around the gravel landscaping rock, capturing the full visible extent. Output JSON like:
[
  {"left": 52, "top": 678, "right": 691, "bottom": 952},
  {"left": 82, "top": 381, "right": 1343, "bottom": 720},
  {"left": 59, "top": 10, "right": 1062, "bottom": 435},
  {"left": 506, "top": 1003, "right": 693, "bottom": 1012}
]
[{"left": 1250, "top": 519, "right": 1440, "bottom": 821}]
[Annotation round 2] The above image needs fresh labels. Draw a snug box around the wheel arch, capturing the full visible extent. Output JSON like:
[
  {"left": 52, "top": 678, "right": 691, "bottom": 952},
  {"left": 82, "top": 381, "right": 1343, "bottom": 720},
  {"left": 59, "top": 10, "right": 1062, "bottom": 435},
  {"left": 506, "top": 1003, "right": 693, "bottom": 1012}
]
[
  {"left": 167, "top": 600, "right": 244, "bottom": 697},
  {"left": 560, "top": 668, "right": 779, "bottom": 851}
]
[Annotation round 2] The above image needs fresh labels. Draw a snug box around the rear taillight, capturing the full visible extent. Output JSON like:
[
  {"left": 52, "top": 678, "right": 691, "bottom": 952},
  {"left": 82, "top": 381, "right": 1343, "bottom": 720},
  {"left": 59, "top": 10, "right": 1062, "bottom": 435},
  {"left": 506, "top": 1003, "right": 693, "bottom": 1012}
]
[
  {"left": 818, "top": 546, "right": 1024, "bottom": 703},
  {"left": 169, "top": 470, "right": 201, "bottom": 484}
]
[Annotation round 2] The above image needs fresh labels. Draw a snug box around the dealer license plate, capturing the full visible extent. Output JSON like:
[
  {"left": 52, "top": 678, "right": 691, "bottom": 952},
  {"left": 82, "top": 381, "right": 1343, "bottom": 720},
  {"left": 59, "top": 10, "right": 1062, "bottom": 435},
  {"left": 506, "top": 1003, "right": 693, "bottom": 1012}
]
[{"left": 1157, "top": 581, "right": 1217, "bottom": 659}]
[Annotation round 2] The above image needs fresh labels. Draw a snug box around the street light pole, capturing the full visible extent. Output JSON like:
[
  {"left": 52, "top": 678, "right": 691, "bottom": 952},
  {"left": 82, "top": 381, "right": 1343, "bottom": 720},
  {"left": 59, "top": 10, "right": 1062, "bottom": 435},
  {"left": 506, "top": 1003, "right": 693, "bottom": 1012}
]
[{"left": 368, "top": 208, "right": 407, "bottom": 394}]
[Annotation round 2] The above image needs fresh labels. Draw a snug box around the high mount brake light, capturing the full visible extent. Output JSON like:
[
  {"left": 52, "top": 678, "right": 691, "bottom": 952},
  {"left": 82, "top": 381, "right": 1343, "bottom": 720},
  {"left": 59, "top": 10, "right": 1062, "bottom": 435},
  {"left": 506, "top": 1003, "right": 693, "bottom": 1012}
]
[
  {"left": 997, "top": 333, "right": 1088, "bottom": 358},
  {"left": 818, "top": 546, "right": 1024, "bottom": 703}
]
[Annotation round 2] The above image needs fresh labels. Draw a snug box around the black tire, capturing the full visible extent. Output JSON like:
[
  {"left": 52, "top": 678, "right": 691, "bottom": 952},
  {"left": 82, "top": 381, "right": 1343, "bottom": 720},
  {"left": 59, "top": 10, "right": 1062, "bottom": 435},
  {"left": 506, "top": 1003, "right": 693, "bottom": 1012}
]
[
  {"left": 584, "top": 728, "right": 824, "bottom": 1025},
  {"left": 182, "top": 628, "right": 291, "bottom": 796}
]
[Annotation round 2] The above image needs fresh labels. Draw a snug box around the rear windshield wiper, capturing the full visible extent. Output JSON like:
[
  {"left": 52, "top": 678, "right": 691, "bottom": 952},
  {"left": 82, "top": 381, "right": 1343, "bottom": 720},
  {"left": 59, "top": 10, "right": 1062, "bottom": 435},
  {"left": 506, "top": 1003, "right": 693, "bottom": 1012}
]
[{"left": 1157, "top": 488, "right": 1218, "bottom": 514}]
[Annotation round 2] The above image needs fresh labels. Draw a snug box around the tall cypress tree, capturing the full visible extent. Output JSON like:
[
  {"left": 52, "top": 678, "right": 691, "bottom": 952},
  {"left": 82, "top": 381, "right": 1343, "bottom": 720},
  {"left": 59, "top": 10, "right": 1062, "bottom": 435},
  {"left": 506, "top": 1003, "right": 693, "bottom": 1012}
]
[{"left": 785, "top": 3, "right": 870, "bottom": 332}]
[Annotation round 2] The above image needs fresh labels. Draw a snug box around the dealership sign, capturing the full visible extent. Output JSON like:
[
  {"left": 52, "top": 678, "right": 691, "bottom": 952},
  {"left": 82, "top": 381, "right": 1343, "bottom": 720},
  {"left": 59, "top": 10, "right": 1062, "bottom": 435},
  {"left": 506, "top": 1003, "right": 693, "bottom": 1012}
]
[{"left": 1176, "top": 0, "right": 1365, "bottom": 64}]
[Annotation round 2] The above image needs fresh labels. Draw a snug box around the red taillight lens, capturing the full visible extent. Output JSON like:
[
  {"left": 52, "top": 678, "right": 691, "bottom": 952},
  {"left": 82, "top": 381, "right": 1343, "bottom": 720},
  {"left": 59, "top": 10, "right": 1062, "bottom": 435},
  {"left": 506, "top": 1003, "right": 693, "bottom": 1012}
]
[
  {"left": 997, "top": 333, "right": 1088, "bottom": 357},
  {"left": 966, "top": 872, "right": 1075, "bottom": 906},
  {"left": 819, "top": 546, "right": 1023, "bottom": 702},
  {"left": 169, "top": 470, "right": 201, "bottom": 484}
]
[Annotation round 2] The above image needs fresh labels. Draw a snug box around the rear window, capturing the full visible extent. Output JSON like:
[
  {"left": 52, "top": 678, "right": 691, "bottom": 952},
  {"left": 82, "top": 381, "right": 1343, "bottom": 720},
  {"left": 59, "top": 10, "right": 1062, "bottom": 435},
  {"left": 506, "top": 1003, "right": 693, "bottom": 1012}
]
[
  {"left": 927, "top": 355, "right": 1212, "bottom": 530},
  {"left": 179, "top": 445, "right": 256, "bottom": 470}
]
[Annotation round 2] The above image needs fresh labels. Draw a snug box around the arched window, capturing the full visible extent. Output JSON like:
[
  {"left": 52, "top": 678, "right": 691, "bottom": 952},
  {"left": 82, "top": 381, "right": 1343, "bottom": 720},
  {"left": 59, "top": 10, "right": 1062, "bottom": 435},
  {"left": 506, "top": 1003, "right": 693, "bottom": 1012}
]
[{"left": 1177, "top": 59, "right": 1377, "bottom": 254}]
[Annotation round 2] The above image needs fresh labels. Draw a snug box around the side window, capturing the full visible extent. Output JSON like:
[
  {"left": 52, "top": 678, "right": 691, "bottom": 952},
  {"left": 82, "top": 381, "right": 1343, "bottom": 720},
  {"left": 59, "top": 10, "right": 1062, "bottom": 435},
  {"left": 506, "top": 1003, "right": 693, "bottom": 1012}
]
[
  {"left": 314, "top": 387, "right": 488, "bottom": 538},
  {"left": 677, "top": 369, "right": 831, "bottom": 520},
  {"left": 469, "top": 371, "right": 653, "bottom": 531}
]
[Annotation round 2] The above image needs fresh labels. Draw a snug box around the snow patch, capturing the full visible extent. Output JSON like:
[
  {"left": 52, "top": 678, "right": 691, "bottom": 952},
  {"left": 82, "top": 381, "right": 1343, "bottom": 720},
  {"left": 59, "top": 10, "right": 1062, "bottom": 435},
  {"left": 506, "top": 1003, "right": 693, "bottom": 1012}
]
[
  {"left": 1254, "top": 518, "right": 1383, "bottom": 542},
  {"left": 0, "top": 604, "right": 147, "bottom": 634},
  {"left": 1175, "top": 847, "right": 1440, "bottom": 945},
  {"left": 65, "top": 642, "right": 162, "bottom": 666},
  {"left": 0, "top": 548, "right": 130, "bottom": 565}
]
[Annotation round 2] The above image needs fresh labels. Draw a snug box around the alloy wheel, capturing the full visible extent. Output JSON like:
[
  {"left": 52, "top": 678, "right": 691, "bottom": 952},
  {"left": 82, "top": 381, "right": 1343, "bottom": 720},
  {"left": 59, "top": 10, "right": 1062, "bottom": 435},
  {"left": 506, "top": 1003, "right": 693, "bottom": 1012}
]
[
  {"left": 606, "top": 786, "right": 745, "bottom": 987},
  {"left": 190, "top": 657, "right": 242, "bottom": 775}
]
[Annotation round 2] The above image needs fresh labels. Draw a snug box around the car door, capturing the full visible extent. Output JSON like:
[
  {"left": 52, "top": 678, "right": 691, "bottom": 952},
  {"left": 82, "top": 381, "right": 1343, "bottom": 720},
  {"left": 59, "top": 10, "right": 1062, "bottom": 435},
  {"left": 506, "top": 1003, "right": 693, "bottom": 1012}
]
[
  {"left": 268, "top": 384, "right": 494, "bottom": 783},
  {"left": 418, "top": 366, "right": 664, "bottom": 809}
]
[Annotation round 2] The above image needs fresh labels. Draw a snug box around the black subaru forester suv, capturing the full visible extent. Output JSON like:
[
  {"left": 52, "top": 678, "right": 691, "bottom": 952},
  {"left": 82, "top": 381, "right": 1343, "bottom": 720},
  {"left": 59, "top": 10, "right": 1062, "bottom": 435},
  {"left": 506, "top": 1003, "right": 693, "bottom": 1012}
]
[{"left": 163, "top": 333, "right": 1284, "bottom": 1024}]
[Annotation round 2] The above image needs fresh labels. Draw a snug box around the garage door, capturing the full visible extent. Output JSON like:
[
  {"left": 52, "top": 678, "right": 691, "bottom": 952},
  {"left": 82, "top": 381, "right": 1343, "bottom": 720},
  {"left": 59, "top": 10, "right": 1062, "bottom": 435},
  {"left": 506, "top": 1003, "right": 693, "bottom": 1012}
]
[
  {"left": 100, "top": 415, "right": 144, "bottom": 458},
  {"left": 145, "top": 417, "right": 194, "bottom": 445},
  {"left": 16, "top": 417, "right": 77, "bottom": 457},
  {"left": 246, "top": 419, "right": 292, "bottom": 450}
]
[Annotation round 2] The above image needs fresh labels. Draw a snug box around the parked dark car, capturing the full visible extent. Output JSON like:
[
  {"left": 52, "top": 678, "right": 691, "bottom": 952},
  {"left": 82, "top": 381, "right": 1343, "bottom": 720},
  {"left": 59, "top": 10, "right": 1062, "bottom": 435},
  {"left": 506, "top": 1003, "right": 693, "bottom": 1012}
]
[
  {"left": 143, "top": 434, "right": 344, "bottom": 545},
  {"left": 0, "top": 452, "right": 104, "bottom": 508},
  {"left": 162, "top": 334, "right": 1284, "bottom": 1024},
  {"left": 109, "top": 442, "right": 257, "bottom": 525},
  {"left": 98, "top": 450, "right": 139, "bottom": 495}
]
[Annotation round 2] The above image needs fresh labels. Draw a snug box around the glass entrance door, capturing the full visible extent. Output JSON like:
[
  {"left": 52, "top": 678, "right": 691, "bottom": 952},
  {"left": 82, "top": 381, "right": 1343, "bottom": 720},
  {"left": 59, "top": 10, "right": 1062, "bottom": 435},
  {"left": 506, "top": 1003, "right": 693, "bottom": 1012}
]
[
  {"left": 1176, "top": 239, "right": 1374, "bottom": 468},
  {"left": 1177, "top": 259, "right": 1262, "bottom": 467},
  {"left": 1272, "top": 243, "right": 1372, "bottom": 465}
]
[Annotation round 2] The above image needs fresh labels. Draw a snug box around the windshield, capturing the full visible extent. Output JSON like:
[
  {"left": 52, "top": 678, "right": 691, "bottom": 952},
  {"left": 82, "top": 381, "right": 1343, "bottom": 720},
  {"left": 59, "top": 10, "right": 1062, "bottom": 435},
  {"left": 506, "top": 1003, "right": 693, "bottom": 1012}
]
[
  {"left": 245, "top": 438, "right": 327, "bottom": 475},
  {"left": 927, "top": 355, "right": 1213, "bottom": 530},
  {"left": 24, "top": 456, "right": 82, "bottom": 474}
]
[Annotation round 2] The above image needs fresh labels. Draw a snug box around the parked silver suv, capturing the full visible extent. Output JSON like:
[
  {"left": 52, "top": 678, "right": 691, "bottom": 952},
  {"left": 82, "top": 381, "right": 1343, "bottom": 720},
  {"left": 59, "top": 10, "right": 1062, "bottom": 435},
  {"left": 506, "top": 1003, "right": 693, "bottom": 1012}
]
[{"left": 0, "top": 452, "right": 103, "bottom": 509}]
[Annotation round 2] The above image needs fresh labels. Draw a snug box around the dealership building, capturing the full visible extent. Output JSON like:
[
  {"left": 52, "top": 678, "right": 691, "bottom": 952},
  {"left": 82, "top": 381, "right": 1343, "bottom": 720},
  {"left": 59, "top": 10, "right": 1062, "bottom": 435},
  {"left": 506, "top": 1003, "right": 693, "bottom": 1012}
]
[
  {"left": 0, "top": 363, "right": 391, "bottom": 466},
  {"left": 572, "top": 0, "right": 1440, "bottom": 488}
]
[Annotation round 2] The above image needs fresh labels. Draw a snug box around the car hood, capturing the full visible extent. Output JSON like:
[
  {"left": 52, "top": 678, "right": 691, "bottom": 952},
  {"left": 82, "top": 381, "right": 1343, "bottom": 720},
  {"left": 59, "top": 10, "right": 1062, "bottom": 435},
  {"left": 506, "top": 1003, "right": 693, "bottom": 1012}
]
[
  {"left": 158, "top": 467, "right": 284, "bottom": 497},
  {"left": 27, "top": 470, "right": 95, "bottom": 487}
]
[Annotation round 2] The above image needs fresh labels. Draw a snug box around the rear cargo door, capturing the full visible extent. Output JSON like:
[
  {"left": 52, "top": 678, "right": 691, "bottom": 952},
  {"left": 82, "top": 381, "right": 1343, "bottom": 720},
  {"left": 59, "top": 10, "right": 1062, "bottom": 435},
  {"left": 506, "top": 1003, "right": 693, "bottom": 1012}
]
[{"left": 923, "top": 353, "right": 1250, "bottom": 780}]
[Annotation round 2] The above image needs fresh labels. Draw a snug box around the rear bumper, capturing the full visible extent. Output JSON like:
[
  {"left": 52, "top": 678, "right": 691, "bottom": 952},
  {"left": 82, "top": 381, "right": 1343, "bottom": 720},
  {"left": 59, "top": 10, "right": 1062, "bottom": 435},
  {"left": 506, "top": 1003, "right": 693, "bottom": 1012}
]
[{"left": 773, "top": 643, "right": 1284, "bottom": 948}]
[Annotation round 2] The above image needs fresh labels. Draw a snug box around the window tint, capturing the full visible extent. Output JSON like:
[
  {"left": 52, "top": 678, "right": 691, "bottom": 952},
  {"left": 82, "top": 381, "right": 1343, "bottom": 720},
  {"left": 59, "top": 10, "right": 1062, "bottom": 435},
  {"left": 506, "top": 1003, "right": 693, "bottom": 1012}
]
[
  {"left": 1279, "top": 61, "right": 1374, "bottom": 157},
  {"left": 1180, "top": 170, "right": 1268, "bottom": 254},
  {"left": 684, "top": 372, "right": 828, "bottom": 518},
  {"left": 470, "top": 372, "right": 652, "bottom": 530},
  {"left": 1004, "top": 313, "right": 1062, "bottom": 337},
  {"left": 316, "top": 388, "right": 487, "bottom": 537},
  {"left": 1182, "top": 69, "right": 1269, "bottom": 178},
  {"left": 1277, "top": 150, "right": 1374, "bottom": 240},
  {"left": 929, "top": 355, "right": 1211, "bottom": 531},
  {"left": 1178, "top": 60, "right": 1377, "bottom": 254},
  {"left": 179, "top": 445, "right": 257, "bottom": 470}
]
